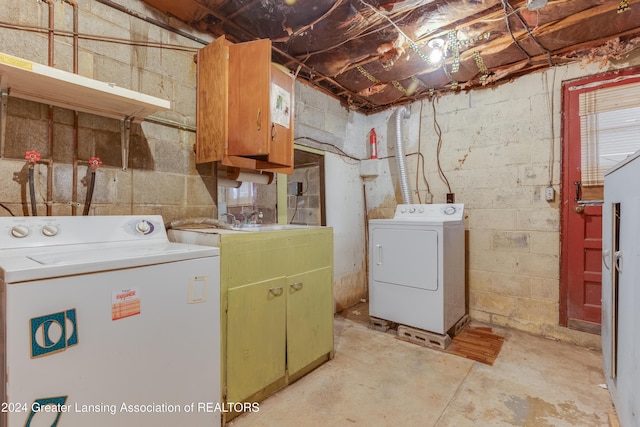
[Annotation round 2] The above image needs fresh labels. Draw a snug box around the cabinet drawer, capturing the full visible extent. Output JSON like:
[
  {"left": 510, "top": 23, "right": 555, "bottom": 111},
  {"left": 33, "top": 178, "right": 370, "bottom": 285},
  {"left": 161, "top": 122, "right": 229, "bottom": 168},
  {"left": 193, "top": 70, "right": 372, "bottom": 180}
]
[
  {"left": 221, "top": 234, "right": 289, "bottom": 289},
  {"left": 287, "top": 230, "right": 333, "bottom": 275}
]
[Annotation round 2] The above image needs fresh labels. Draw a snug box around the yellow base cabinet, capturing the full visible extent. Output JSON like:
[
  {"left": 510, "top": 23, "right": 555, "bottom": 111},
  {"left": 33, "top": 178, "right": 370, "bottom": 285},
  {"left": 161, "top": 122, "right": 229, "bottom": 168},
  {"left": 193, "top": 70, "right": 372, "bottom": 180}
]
[
  {"left": 168, "top": 227, "right": 334, "bottom": 424},
  {"left": 222, "top": 228, "right": 333, "bottom": 422}
]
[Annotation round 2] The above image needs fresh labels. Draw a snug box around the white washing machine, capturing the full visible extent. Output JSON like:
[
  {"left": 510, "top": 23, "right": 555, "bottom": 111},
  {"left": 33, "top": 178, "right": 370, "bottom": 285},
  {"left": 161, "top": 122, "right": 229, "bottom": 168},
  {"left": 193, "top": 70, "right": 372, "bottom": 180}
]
[
  {"left": 369, "top": 204, "right": 465, "bottom": 335},
  {"left": 0, "top": 215, "right": 220, "bottom": 427}
]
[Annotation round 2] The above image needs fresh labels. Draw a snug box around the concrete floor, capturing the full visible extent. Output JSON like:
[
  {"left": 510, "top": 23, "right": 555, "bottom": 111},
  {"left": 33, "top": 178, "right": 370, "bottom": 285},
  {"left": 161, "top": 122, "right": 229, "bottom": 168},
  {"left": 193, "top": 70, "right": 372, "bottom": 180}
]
[{"left": 229, "top": 305, "right": 616, "bottom": 427}]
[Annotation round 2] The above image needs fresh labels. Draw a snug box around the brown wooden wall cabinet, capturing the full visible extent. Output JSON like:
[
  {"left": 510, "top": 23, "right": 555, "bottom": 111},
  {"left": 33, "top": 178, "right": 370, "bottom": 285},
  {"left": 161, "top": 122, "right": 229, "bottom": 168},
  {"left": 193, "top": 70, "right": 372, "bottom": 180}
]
[{"left": 196, "top": 36, "right": 294, "bottom": 173}]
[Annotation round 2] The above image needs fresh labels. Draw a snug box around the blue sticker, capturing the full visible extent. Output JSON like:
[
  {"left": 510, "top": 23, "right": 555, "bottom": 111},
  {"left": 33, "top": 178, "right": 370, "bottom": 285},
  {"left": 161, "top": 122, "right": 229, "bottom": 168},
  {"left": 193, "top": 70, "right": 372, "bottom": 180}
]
[
  {"left": 30, "top": 309, "right": 78, "bottom": 358},
  {"left": 25, "top": 395, "right": 68, "bottom": 427},
  {"left": 31, "top": 312, "right": 66, "bottom": 358},
  {"left": 65, "top": 309, "right": 78, "bottom": 347}
]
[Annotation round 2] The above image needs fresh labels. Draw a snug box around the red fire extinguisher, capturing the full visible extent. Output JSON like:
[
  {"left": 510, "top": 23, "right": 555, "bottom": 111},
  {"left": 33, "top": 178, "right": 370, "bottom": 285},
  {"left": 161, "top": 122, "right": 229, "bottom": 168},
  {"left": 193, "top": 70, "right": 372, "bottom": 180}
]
[{"left": 369, "top": 128, "right": 378, "bottom": 159}]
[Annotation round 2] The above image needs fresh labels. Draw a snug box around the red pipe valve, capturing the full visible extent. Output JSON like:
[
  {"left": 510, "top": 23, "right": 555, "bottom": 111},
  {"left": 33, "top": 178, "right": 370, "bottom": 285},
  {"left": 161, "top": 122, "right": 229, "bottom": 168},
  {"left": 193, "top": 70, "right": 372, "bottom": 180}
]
[
  {"left": 25, "top": 150, "right": 41, "bottom": 163},
  {"left": 88, "top": 157, "right": 102, "bottom": 169}
]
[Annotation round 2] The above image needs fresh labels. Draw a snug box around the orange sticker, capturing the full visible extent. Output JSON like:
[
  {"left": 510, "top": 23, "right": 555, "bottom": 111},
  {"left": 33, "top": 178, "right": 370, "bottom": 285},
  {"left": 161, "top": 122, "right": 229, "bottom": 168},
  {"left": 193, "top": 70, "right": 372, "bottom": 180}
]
[{"left": 112, "top": 288, "right": 141, "bottom": 320}]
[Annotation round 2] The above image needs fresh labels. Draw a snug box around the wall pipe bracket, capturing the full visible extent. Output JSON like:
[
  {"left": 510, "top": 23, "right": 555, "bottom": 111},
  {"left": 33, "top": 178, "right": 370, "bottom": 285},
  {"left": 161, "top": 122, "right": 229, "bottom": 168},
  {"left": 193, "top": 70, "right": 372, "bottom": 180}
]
[
  {"left": 121, "top": 116, "right": 131, "bottom": 171},
  {"left": 0, "top": 89, "right": 7, "bottom": 158}
]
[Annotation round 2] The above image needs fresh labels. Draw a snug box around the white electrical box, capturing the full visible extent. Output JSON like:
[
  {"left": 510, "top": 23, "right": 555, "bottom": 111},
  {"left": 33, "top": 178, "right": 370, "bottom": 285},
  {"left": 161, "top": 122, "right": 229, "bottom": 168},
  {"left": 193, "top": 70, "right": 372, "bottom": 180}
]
[
  {"left": 545, "top": 187, "right": 555, "bottom": 201},
  {"left": 360, "top": 159, "right": 380, "bottom": 178}
]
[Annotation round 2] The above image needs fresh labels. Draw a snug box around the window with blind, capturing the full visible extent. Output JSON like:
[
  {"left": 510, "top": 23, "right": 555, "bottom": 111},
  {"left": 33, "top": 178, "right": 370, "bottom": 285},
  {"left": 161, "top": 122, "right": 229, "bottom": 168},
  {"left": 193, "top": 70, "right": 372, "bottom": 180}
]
[{"left": 579, "top": 82, "right": 640, "bottom": 187}]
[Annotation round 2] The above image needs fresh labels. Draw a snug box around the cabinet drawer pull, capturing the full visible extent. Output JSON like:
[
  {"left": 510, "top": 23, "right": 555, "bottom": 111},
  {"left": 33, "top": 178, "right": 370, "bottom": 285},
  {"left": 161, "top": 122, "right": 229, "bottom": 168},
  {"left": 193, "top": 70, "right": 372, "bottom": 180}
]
[
  {"left": 268, "top": 286, "right": 283, "bottom": 296},
  {"left": 290, "top": 282, "right": 303, "bottom": 291},
  {"left": 257, "top": 108, "right": 261, "bottom": 131}
]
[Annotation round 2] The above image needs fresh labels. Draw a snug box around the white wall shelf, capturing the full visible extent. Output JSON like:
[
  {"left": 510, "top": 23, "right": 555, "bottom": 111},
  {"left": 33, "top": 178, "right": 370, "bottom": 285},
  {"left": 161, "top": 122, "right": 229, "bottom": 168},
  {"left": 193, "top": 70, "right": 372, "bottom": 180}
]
[
  {"left": 0, "top": 52, "right": 170, "bottom": 121},
  {"left": 0, "top": 52, "right": 171, "bottom": 170}
]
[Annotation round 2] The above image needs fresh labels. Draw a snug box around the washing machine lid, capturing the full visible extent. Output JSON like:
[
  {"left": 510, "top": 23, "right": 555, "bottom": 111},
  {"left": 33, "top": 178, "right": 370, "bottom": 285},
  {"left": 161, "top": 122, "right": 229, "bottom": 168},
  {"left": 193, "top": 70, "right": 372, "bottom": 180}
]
[{"left": 0, "top": 241, "right": 218, "bottom": 284}]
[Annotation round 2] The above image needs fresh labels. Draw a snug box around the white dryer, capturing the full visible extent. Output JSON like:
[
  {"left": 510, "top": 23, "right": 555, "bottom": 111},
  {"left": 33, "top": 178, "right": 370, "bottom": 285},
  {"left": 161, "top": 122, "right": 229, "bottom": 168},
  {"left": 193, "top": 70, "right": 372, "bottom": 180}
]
[{"left": 368, "top": 204, "right": 465, "bottom": 335}]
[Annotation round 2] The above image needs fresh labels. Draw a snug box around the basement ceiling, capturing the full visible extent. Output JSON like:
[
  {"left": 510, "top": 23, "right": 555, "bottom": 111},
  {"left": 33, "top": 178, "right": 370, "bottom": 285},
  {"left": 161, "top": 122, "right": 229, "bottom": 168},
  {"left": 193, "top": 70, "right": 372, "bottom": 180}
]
[{"left": 141, "top": 0, "right": 640, "bottom": 113}]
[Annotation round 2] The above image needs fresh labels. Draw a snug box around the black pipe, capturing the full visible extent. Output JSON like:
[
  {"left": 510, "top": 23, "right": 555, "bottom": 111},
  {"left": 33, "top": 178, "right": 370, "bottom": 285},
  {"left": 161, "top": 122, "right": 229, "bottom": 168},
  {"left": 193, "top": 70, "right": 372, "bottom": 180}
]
[
  {"left": 83, "top": 170, "right": 96, "bottom": 216},
  {"left": 28, "top": 166, "right": 37, "bottom": 216}
]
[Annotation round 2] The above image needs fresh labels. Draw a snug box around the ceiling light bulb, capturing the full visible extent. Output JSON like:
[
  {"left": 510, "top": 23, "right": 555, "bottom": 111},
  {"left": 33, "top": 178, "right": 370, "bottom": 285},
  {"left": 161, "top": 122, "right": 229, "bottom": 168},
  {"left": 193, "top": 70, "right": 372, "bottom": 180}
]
[
  {"left": 429, "top": 48, "right": 443, "bottom": 64},
  {"left": 427, "top": 38, "right": 445, "bottom": 64}
]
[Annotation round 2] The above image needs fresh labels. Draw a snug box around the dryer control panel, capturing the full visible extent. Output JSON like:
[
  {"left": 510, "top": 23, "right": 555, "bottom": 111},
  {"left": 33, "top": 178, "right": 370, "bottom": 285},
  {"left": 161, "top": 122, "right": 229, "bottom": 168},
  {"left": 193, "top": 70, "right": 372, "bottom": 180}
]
[{"left": 393, "top": 204, "right": 464, "bottom": 222}]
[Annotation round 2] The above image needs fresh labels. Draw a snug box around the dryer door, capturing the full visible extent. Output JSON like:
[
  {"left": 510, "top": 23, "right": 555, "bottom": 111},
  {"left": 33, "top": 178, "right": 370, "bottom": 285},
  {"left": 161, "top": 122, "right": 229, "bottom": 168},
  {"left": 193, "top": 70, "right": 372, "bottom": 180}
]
[{"left": 371, "top": 227, "right": 438, "bottom": 290}]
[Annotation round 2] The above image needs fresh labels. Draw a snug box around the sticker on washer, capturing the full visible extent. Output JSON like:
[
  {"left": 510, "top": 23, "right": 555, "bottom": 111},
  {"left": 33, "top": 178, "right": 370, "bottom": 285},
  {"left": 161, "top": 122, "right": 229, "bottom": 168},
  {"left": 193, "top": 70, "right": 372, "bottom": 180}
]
[
  {"left": 187, "top": 275, "right": 209, "bottom": 304},
  {"left": 24, "top": 395, "right": 68, "bottom": 427},
  {"left": 112, "top": 288, "right": 141, "bottom": 320},
  {"left": 30, "top": 309, "right": 78, "bottom": 359}
]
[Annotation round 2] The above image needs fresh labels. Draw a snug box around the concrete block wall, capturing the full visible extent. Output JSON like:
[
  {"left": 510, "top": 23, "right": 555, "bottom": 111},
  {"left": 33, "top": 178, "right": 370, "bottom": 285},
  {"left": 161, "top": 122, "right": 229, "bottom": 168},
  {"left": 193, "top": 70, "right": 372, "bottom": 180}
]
[
  {"left": 363, "top": 56, "right": 640, "bottom": 346},
  {"left": 0, "top": 0, "right": 215, "bottom": 220}
]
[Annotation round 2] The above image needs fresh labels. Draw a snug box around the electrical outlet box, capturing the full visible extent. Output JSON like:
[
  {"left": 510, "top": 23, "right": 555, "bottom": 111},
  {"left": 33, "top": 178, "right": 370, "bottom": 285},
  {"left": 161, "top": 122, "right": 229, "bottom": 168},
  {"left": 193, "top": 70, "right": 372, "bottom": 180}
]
[
  {"left": 424, "top": 193, "right": 433, "bottom": 204},
  {"left": 446, "top": 193, "right": 455, "bottom": 203},
  {"left": 288, "top": 181, "right": 301, "bottom": 195},
  {"left": 545, "top": 186, "right": 555, "bottom": 201}
]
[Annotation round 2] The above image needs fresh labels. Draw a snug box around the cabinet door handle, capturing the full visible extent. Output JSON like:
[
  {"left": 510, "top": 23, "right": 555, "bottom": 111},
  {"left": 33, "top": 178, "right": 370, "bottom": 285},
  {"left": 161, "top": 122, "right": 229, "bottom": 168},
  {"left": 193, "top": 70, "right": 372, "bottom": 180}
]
[
  {"left": 271, "top": 123, "right": 277, "bottom": 141},
  {"left": 290, "top": 281, "right": 303, "bottom": 291},
  {"left": 257, "top": 108, "right": 261, "bottom": 131},
  {"left": 268, "top": 286, "right": 283, "bottom": 297},
  {"left": 615, "top": 250, "right": 623, "bottom": 273}
]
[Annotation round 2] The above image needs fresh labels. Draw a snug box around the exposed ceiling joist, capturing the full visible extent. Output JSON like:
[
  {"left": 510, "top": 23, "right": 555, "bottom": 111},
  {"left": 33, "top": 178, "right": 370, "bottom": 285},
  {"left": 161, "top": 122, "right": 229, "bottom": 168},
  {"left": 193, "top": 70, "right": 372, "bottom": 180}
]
[{"left": 142, "top": 0, "right": 640, "bottom": 113}]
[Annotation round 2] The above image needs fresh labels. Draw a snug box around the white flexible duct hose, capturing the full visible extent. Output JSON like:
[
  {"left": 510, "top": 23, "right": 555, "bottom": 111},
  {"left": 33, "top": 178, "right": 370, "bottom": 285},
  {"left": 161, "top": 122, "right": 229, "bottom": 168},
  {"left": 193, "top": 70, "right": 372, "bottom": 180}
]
[{"left": 395, "top": 106, "right": 412, "bottom": 204}]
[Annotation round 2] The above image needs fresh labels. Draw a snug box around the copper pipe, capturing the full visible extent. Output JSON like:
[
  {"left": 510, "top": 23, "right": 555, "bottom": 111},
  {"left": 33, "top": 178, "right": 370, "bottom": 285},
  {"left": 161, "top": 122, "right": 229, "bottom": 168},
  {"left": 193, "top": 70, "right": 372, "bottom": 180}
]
[
  {"left": 70, "top": 113, "right": 79, "bottom": 215},
  {"left": 62, "top": 0, "right": 78, "bottom": 73},
  {"left": 63, "top": 0, "right": 79, "bottom": 215},
  {"left": 34, "top": 158, "right": 52, "bottom": 215},
  {"left": 0, "top": 22, "right": 198, "bottom": 52},
  {"left": 41, "top": 0, "right": 55, "bottom": 216},
  {"left": 45, "top": 106, "right": 53, "bottom": 216},
  {"left": 41, "top": 0, "right": 54, "bottom": 66}
]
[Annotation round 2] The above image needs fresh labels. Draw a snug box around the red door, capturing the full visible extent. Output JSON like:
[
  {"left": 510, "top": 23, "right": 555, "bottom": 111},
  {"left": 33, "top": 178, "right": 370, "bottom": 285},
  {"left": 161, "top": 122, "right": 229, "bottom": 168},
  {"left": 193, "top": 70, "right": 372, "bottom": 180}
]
[{"left": 561, "top": 68, "right": 640, "bottom": 333}]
